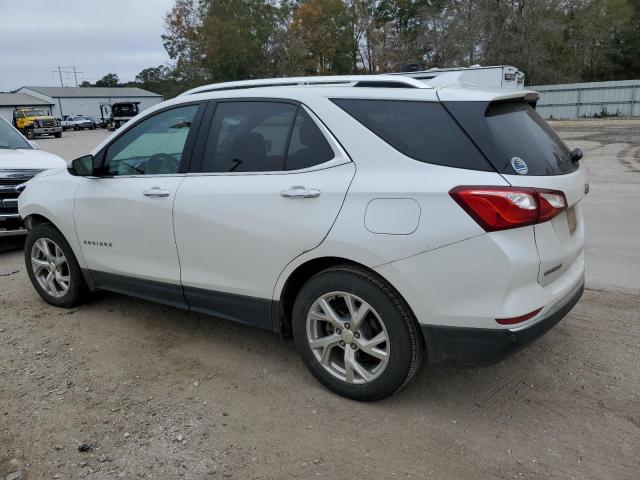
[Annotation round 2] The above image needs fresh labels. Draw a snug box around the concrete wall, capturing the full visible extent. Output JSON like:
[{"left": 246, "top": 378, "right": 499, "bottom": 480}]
[{"left": 530, "top": 80, "right": 640, "bottom": 119}]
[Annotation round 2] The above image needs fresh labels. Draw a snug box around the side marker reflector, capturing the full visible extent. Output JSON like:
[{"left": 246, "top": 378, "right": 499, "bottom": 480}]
[{"left": 496, "top": 307, "right": 543, "bottom": 326}]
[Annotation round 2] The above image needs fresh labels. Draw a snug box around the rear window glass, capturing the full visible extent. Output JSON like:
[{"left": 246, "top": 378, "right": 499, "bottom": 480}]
[
  {"left": 331, "top": 99, "right": 492, "bottom": 171},
  {"left": 485, "top": 102, "right": 575, "bottom": 175},
  {"left": 285, "top": 109, "right": 334, "bottom": 170}
]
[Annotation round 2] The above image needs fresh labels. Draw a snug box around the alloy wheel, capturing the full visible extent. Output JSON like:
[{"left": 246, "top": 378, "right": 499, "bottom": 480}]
[
  {"left": 306, "top": 291, "right": 390, "bottom": 385},
  {"left": 31, "top": 238, "right": 70, "bottom": 298}
]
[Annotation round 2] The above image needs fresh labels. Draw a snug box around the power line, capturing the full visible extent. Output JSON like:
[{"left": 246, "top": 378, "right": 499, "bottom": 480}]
[{"left": 51, "top": 66, "right": 85, "bottom": 87}]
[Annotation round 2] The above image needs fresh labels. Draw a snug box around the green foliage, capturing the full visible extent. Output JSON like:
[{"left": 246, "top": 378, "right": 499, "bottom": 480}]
[
  {"left": 139, "top": 0, "right": 640, "bottom": 97},
  {"left": 94, "top": 73, "right": 120, "bottom": 87}
]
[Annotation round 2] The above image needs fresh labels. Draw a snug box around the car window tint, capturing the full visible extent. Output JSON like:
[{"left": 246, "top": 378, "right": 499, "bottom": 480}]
[
  {"left": 202, "top": 102, "right": 297, "bottom": 173},
  {"left": 104, "top": 104, "right": 198, "bottom": 176},
  {"left": 285, "top": 109, "right": 334, "bottom": 170},
  {"left": 484, "top": 102, "right": 575, "bottom": 175},
  {"left": 331, "top": 98, "right": 492, "bottom": 171}
]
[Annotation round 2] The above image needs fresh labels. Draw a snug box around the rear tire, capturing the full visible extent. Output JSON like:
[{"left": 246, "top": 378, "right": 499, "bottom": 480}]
[
  {"left": 24, "top": 224, "right": 88, "bottom": 308},
  {"left": 292, "top": 265, "right": 423, "bottom": 401},
  {"left": 54, "top": 132, "right": 62, "bottom": 138}
]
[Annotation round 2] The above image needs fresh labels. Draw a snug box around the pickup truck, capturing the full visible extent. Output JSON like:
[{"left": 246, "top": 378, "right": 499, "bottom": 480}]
[{"left": 60, "top": 115, "right": 95, "bottom": 131}]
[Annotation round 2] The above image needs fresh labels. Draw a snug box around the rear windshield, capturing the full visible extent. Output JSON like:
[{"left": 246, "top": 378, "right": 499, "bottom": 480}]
[
  {"left": 485, "top": 102, "right": 575, "bottom": 175},
  {"left": 444, "top": 100, "right": 577, "bottom": 176},
  {"left": 331, "top": 99, "right": 493, "bottom": 171}
]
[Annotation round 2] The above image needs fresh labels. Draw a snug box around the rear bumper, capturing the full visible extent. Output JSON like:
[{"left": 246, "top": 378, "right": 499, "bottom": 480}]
[{"left": 422, "top": 279, "right": 584, "bottom": 367}]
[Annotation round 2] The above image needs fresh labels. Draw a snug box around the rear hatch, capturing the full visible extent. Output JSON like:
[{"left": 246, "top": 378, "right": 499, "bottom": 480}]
[{"left": 442, "top": 93, "right": 587, "bottom": 286}]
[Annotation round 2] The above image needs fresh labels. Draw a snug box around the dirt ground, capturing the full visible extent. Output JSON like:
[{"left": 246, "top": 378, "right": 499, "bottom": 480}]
[{"left": 1, "top": 122, "right": 639, "bottom": 479}]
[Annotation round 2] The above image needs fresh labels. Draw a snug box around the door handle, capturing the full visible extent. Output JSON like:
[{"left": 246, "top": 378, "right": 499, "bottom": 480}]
[
  {"left": 143, "top": 187, "right": 171, "bottom": 198},
  {"left": 280, "top": 186, "right": 321, "bottom": 199}
]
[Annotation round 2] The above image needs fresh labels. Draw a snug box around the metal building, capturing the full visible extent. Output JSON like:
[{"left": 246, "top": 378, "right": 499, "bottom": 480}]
[
  {"left": 0, "top": 93, "right": 55, "bottom": 123},
  {"left": 530, "top": 79, "right": 640, "bottom": 119},
  {"left": 15, "top": 86, "right": 163, "bottom": 120}
]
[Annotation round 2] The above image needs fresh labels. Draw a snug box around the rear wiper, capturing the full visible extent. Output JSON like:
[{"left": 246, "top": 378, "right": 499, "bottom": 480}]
[{"left": 0, "top": 145, "right": 20, "bottom": 149}]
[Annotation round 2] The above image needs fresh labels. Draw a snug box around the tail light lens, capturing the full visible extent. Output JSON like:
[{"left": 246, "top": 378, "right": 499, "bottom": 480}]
[{"left": 450, "top": 186, "right": 567, "bottom": 232}]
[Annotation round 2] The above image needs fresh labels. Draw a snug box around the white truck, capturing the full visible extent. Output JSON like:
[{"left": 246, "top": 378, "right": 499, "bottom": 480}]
[
  {"left": 60, "top": 115, "right": 95, "bottom": 131},
  {"left": 392, "top": 65, "right": 525, "bottom": 90}
]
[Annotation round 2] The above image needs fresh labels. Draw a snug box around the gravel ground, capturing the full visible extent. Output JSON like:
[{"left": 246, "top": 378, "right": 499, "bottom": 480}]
[{"left": 1, "top": 122, "right": 639, "bottom": 479}]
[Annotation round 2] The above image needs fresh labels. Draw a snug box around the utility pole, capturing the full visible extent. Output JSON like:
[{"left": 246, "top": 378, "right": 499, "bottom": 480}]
[{"left": 51, "top": 66, "right": 84, "bottom": 87}]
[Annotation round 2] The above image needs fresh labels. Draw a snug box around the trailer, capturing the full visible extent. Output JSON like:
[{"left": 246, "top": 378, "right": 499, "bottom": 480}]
[{"left": 392, "top": 65, "right": 525, "bottom": 90}]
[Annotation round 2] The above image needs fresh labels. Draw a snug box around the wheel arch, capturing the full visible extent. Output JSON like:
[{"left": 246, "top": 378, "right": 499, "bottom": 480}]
[
  {"left": 23, "top": 213, "right": 57, "bottom": 232},
  {"left": 276, "top": 255, "right": 419, "bottom": 338}
]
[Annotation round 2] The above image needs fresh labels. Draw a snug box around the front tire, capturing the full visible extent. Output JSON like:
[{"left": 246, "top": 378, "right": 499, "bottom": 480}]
[
  {"left": 25, "top": 224, "right": 88, "bottom": 308},
  {"left": 24, "top": 128, "right": 35, "bottom": 140},
  {"left": 292, "top": 265, "right": 423, "bottom": 401}
]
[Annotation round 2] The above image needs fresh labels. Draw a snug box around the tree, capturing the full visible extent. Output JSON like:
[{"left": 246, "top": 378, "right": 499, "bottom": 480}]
[
  {"left": 291, "top": 0, "right": 357, "bottom": 74},
  {"left": 159, "top": 0, "right": 640, "bottom": 89},
  {"left": 94, "top": 73, "right": 120, "bottom": 87}
]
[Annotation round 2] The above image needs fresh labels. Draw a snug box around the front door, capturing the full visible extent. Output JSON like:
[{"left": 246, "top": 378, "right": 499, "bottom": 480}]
[
  {"left": 74, "top": 103, "right": 202, "bottom": 306},
  {"left": 174, "top": 101, "right": 355, "bottom": 328}
]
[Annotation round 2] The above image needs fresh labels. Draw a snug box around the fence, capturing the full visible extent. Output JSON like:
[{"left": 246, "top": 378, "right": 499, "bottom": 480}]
[{"left": 529, "top": 79, "right": 640, "bottom": 119}]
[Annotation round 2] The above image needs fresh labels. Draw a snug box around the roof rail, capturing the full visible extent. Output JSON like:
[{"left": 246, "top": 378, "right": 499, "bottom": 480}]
[{"left": 180, "top": 75, "right": 430, "bottom": 96}]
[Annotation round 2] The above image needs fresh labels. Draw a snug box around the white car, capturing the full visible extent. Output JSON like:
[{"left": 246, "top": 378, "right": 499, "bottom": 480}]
[
  {"left": 0, "top": 116, "right": 66, "bottom": 232},
  {"left": 18, "top": 75, "right": 587, "bottom": 400}
]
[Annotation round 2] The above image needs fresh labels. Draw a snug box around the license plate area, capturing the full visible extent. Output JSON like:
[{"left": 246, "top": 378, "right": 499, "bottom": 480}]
[{"left": 566, "top": 206, "right": 577, "bottom": 235}]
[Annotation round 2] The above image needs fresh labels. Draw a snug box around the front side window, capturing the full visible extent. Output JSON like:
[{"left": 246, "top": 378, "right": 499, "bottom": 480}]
[
  {"left": 103, "top": 104, "right": 198, "bottom": 176},
  {"left": 202, "top": 102, "right": 297, "bottom": 173}
]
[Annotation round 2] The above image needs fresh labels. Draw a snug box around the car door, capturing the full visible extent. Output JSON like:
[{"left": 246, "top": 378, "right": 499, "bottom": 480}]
[
  {"left": 74, "top": 102, "right": 204, "bottom": 307},
  {"left": 174, "top": 100, "right": 355, "bottom": 329}
]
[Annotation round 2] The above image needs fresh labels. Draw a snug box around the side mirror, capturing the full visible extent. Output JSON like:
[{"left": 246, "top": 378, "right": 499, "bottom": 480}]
[
  {"left": 571, "top": 147, "right": 583, "bottom": 163},
  {"left": 68, "top": 155, "right": 95, "bottom": 176}
]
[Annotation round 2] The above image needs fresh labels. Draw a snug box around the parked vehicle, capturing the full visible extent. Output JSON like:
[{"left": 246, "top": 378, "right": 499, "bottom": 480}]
[
  {"left": 393, "top": 65, "right": 525, "bottom": 90},
  {"left": 101, "top": 102, "right": 140, "bottom": 131},
  {"left": 12, "top": 107, "right": 62, "bottom": 139},
  {"left": 19, "top": 75, "right": 586, "bottom": 400},
  {"left": 0, "top": 116, "right": 65, "bottom": 232},
  {"left": 87, "top": 116, "right": 105, "bottom": 129},
  {"left": 61, "top": 115, "right": 95, "bottom": 131}
]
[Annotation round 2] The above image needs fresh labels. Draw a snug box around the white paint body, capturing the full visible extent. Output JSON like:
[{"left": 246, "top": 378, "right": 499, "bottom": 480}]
[{"left": 19, "top": 76, "right": 586, "bottom": 333}]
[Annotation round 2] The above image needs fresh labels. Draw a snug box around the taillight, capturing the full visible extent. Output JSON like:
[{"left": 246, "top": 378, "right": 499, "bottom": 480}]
[{"left": 450, "top": 186, "right": 567, "bottom": 232}]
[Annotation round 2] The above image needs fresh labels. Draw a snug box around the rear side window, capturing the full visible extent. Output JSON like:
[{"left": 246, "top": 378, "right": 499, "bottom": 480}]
[
  {"left": 285, "top": 109, "right": 334, "bottom": 170},
  {"left": 484, "top": 102, "right": 575, "bottom": 175},
  {"left": 202, "top": 102, "right": 296, "bottom": 173},
  {"left": 331, "top": 99, "right": 492, "bottom": 171}
]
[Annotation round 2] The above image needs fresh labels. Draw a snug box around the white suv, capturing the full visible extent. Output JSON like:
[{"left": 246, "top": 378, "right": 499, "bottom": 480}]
[{"left": 18, "top": 75, "right": 587, "bottom": 400}]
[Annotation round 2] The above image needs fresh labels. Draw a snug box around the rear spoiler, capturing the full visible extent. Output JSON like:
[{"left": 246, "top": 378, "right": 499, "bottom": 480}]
[{"left": 436, "top": 86, "right": 539, "bottom": 107}]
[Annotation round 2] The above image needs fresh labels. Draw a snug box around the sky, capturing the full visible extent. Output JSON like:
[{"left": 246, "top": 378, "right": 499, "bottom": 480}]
[{"left": 0, "top": 0, "right": 175, "bottom": 91}]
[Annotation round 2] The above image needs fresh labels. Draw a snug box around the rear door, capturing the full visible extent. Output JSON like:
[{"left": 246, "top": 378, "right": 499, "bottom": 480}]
[
  {"left": 174, "top": 100, "right": 355, "bottom": 329},
  {"left": 446, "top": 99, "right": 587, "bottom": 285}
]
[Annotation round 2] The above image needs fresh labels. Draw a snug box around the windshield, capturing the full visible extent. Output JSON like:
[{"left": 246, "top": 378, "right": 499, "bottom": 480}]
[
  {"left": 75, "top": 116, "right": 89, "bottom": 121},
  {"left": 24, "top": 110, "right": 50, "bottom": 117},
  {"left": 0, "top": 118, "right": 32, "bottom": 150}
]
